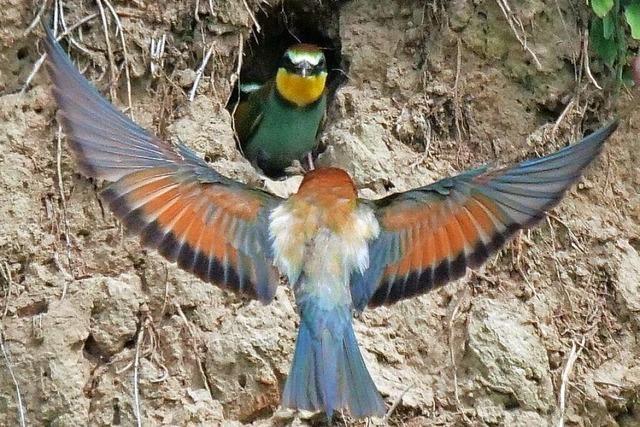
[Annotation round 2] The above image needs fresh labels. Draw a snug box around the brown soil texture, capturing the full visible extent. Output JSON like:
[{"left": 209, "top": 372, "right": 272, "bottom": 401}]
[{"left": 1, "top": 0, "right": 640, "bottom": 426}]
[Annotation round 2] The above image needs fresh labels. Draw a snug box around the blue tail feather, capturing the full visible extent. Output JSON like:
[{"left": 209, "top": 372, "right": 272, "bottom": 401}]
[{"left": 282, "top": 308, "right": 386, "bottom": 419}]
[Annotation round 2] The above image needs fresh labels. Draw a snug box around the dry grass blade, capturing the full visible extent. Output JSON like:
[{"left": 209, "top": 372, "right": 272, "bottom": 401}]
[
  {"left": 447, "top": 291, "right": 472, "bottom": 423},
  {"left": 55, "top": 124, "right": 73, "bottom": 297},
  {"left": 2, "top": 261, "right": 14, "bottom": 320}
]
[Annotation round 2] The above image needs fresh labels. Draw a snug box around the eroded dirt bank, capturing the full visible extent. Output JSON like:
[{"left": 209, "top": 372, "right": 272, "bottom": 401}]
[{"left": 1, "top": 0, "right": 639, "bottom": 425}]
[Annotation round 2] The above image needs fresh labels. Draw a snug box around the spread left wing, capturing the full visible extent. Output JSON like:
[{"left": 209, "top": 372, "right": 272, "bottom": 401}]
[
  {"left": 351, "top": 121, "right": 618, "bottom": 310},
  {"left": 43, "top": 27, "right": 282, "bottom": 303}
]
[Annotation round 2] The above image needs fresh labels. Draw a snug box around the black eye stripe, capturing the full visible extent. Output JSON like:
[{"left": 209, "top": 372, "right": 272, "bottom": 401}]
[{"left": 280, "top": 52, "right": 327, "bottom": 74}]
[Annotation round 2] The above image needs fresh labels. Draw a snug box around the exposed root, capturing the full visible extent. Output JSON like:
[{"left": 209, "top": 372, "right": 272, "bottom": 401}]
[
  {"left": 133, "top": 316, "right": 144, "bottom": 427},
  {"left": 229, "top": 33, "right": 245, "bottom": 149},
  {"left": 242, "top": 0, "right": 261, "bottom": 32},
  {"left": 114, "top": 305, "right": 167, "bottom": 381},
  {"left": 547, "top": 213, "right": 586, "bottom": 254},
  {"left": 56, "top": 0, "right": 92, "bottom": 56},
  {"left": 194, "top": 0, "right": 201, "bottom": 22},
  {"left": 552, "top": 98, "right": 575, "bottom": 138},
  {"left": 557, "top": 336, "right": 585, "bottom": 427},
  {"left": 453, "top": 37, "right": 465, "bottom": 143}
]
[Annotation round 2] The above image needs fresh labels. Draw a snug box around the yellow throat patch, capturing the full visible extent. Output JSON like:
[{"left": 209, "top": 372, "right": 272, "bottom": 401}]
[{"left": 275, "top": 68, "right": 327, "bottom": 107}]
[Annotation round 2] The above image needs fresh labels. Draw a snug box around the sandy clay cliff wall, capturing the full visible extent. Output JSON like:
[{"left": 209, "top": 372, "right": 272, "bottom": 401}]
[{"left": 0, "top": 0, "right": 640, "bottom": 425}]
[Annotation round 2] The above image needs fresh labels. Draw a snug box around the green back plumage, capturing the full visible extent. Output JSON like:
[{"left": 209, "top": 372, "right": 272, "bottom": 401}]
[{"left": 235, "top": 81, "right": 326, "bottom": 178}]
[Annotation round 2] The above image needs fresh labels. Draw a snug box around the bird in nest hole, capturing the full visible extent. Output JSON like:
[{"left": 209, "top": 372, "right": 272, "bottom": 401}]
[{"left": 233, "top": 43, "right": 328, "bottom": 179}]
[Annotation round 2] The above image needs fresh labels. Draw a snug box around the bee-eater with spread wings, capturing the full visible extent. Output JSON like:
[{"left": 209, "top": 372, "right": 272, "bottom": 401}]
[{"left": 42, "top": 27, "right": 617, "bottom": 419}]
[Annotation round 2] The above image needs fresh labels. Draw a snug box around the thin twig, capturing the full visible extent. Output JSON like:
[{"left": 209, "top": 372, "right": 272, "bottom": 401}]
[
  {"left": 546, "top": 217, "right": 574, "bottom": 311},
  {"left": 174, "top": 303, "right": 211, "bottom": 396},
  {"left": 496, "top": 0, "right": 543, "bottom": 70},
  {"left": 24, "top": 0, "right": 50, "bottom": 36},
  {"left": 552, "top": 98, "right": 575, "bottom": 138},
  {"left": 242, "top": 0, "right": 261, "bottom": 32},
  {"left": 133, "top": 320, "right": 144, "bottom": 427},
  {"left": 189, "top": 42, "right": 215, "bottom": 102},
  {"left": 96, "top": 0, "right": 118, "bottom": 101},
  {"left": 547, "top": 213, "right": 586, "bottom": 253},
  {"left": 557, "top": 336, "right": 585, "bottom": 427},
  {"left": 104, "top": 0, "right": 133, "bottom": 117},
  {"left": 0, "top": 333, "right": 27, "bottom": 427},
  {"left": 383, "top": 382, "right": 414, "bottom": 423},
  {"left": 21, "top": 13, "right": 101, "bottom": 94}
]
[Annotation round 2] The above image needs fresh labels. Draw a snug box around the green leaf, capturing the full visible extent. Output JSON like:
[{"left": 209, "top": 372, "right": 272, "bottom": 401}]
[
  {"left": 592, "top": 0, "right": 614, "bottom": 17},
  {"left": 625, "top": 2, "right": 640, "bottom": 39},
  {"left": 590, "top": 18, "right": 618, "bottom": 66},
  {"left": 603, "top": 12, "right": 614, "bottom": 39}
]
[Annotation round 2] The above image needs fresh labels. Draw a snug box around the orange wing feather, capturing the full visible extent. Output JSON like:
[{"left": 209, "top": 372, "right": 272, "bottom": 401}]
[
  {"left": 43, "top": 27, "right": 281, "bottom": 303},
  {"left": 351, "top": 122, "right": 617, "bottom": 310}
]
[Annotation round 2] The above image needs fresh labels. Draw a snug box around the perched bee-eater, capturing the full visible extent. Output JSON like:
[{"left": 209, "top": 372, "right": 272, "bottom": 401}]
[
  {"left": 233, "top": 43, "right": 327, "bottom": 179},
  {"left": 43, "top": 27, "right": 617, "bottom": 420}
]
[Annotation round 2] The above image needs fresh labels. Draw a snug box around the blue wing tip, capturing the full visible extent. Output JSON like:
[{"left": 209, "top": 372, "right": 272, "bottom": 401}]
[{"left": 584, "top": 119, "right": 618, "bottom": 146}]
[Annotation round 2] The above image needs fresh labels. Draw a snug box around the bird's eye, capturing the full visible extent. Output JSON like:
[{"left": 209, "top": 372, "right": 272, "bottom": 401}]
[{"left": 281, "top": 54, "right": 296, "bottom": 70}]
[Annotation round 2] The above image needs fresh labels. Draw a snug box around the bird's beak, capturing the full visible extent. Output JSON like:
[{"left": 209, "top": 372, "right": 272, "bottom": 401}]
[{"left": 298, "top": 62, "right": 312, "bottom": 78}]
